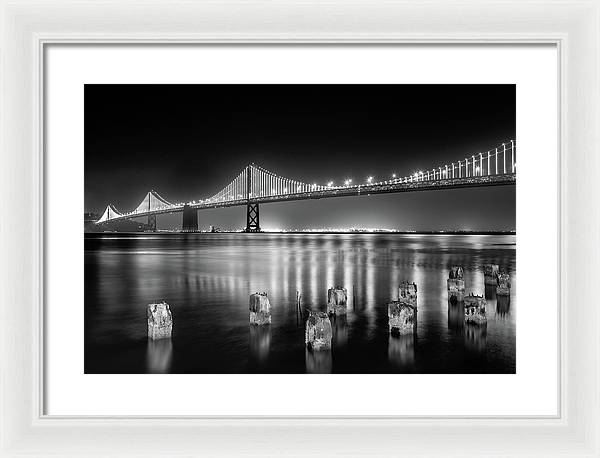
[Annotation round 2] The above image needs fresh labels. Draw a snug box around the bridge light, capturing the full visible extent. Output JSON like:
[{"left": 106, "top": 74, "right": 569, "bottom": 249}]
[
  {"left": 367, "top": 176, "right": 373, "bottom": 183},
  {"left": 327, "top": 181, "right": 333, "bottom": 187},
  {"left": 392, "top": 173, "right": 396, "bottom": 178}
]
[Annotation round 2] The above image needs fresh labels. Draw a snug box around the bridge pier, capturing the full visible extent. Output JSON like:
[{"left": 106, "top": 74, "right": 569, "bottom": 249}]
[
  {"left": 148, "top": 214, "right": 157, "bottom": 232},
  {"left": 182, "top": 204, "right": 198, "bottom": 232},
  {"left": 244, "top": 203, "right": 261, "bottom": 232}
]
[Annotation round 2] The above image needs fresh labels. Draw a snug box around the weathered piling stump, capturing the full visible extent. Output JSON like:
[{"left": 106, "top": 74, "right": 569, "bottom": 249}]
[
  {"left": 447, "top": 266, "right": 465, "bottom": 303},
  {"left": 449, "top": 266, "right": 464, "bottom": 280},
  {"left": 327, "top": 286, "right": 348, "bottom": 315},
  {"left": 398, "top": 281, "right": 418, "bottom": 307},
  {"left": 496, "top": 272, "right": 511, "bottom": 296},
  {"left": 483, "top": 264, "right": 500, "bottom": 285},
  {"left": 147, "top": 301, "right": 173, "bottom": 340},
  {"left": 305, "top": 311, "right": 333, "bottom": 351},
  {"left": 387, "top": 300, "right": 417, "bottom": 336},
  {"left": 464, "top": 293, "right": 487, "bottom": 326},
  {"left": 249, "top": 292, "right": 272, "bottom": 325}
]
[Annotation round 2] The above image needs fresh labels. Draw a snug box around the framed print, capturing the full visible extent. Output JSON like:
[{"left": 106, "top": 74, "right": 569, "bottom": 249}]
[
  {"left": 1, "top": 1, "right": 599, "bottom": 457},
  {"left": 47, "top": 45, "right": 554, "bottom": 417}
]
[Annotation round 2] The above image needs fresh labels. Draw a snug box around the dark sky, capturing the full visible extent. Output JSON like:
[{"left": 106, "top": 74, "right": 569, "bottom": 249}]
[{"left": 85, "top": 84, "right": 515, "bottom": 231}]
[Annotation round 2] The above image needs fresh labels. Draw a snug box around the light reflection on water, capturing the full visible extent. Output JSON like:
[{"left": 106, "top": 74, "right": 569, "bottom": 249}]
[{"left": 85, "top": 233, "right": 516, "bottom": 374}]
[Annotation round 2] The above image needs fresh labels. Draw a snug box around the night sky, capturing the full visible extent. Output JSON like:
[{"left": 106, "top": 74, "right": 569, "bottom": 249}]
[{"left": 85, "top": 84, "right": 515, "bottom": 231}]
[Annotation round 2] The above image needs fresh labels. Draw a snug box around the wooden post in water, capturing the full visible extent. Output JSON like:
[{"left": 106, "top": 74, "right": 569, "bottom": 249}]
[{"left": 296, "top": 290, "right": 302, "bottom": 324}]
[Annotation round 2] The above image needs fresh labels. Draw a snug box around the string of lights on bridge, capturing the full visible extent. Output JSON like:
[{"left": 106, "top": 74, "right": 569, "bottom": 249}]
[{"left": 96, "top": 140, "right": 515, "bottom": 223}]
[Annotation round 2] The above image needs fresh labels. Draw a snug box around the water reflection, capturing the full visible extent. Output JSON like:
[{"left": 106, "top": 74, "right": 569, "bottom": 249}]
[
  {"left": 249, "top": 325, "right": 271, "bottom": 366},
  {"left": 331, "top": 314, "right": 348, "bottom": 349},
  {"left": 484, "top": 284, "right": 496, "bottom": 300},
  {"left": 305, "top": 349, "right": 332, "bottom": 373},
  {"left": 464, "top": 324, "right": 487, "bottom": 354},
  {"left": 388, "top": 334, "right": 415, "bottom": 369},
  {"left": 496, "top": 295, "right": 511, "bottom": 317},
  {"left": 146, "top": 339, "right": 173, "bottom": 373},
  {"left": 448, "top": 301, "right": 465, "bottom": 333}
]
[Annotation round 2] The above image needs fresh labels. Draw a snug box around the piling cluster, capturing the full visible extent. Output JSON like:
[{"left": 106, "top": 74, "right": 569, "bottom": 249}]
[
  {"left": 446, "top": 264, "right": 512, "bottom": 330},
  {"left": 484, "top": 264, "right": 511, "bottom": 296},
  {"left": 143, "top": 262, "right": 511, "bottom": 371}
]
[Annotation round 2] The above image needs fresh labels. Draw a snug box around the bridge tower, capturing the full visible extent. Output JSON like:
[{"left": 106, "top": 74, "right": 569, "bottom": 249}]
[
  {"left": 182, "top": 204, "right": 199, "bottom": 232},
  {"left": 244, "top": 164, "right": 261, "bottom": 233},
  {"left": 148, "top": 214, "right": 157, "bottom": 232}
]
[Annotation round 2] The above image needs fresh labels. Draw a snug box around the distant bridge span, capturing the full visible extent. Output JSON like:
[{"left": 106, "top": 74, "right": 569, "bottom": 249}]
[{"left": 95, "top": 141, "right": 516, "bottom": 232}]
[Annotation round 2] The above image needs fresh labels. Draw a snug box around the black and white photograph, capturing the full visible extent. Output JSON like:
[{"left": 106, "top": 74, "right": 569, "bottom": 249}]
[{"left": 84, "top": 84, "right": 516, "bottom": 374}]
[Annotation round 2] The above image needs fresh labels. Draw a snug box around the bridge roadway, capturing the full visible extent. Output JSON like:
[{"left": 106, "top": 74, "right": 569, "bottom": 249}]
[{"left": 103, "top": 173, "right": 516, "bottom": 224}]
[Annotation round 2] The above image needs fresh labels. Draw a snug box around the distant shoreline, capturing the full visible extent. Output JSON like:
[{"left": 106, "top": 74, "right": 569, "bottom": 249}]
[{"left": 85, "top": 230, "right": 516, "bottom": 236}]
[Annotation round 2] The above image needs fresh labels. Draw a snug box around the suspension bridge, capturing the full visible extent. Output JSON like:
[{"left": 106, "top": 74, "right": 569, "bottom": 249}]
[{"left": 94, "top": 140, "right": 516, "bottom": 232}]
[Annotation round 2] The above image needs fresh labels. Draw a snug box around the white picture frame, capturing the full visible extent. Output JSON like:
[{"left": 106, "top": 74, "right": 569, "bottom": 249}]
[{"left": 1, "top": 0, "right": 598, "bottom": 456}]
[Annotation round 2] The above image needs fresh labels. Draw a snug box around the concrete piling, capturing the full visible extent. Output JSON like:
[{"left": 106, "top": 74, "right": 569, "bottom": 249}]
[
  {"left": 447, "top": 266, "right": 465, "bottom": 303},
  {"left": 464, "top": 293, "right": 487, "bottom": 325},
  {"left": 147, "top": 301, "right": 173, "bottom": 340},
  {"left": 496, "top": 272, "right": 511, "bottom": 296},
  {"left": 249, "top": 292, "right": 272, "bottom": 325},
  {"left": 398, "top": 281, "right": 418, "bottom": 307},
  {"left": 327, "top": 286, "right": 348, "bottom": 316},
  {"left": 483, "top": 264, "right": 500, "bottom": 285},
  {"left": 387, "top": 300, "right": 417, "bottom": 336},
  {"left": 305, "top": 311, "right": 333, "bottom": 351},
  {"left": 449, "top": 266, "right": 464, "bottom": 280}
]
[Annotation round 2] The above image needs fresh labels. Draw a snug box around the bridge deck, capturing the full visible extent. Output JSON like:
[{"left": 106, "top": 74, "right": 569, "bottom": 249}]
[{"left": 101, "top": 173, "right": 515, "bottom": 223}]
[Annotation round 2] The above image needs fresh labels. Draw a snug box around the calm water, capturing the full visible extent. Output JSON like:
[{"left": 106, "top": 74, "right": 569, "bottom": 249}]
[{"left": 84, "top": 233, "right": 516, "bottom": 374}]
